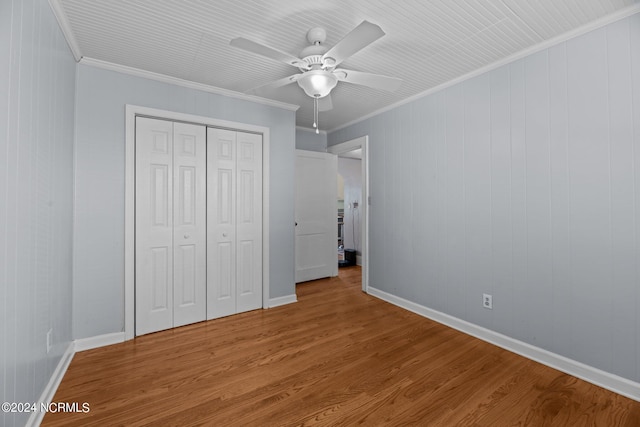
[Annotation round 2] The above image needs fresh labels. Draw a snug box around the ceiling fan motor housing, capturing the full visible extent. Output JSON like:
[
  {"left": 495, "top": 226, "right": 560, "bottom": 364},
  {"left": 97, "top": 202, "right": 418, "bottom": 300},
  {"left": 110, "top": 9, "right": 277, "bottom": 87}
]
[
  {"left": 299, "top": 50, "right": 328, "bottom": 69},
  {"left": 299, "top": 27, "right": 337, "bottom": 71},
  {"left": 299, "top": 55, "right": 325, "bottom": 71}
]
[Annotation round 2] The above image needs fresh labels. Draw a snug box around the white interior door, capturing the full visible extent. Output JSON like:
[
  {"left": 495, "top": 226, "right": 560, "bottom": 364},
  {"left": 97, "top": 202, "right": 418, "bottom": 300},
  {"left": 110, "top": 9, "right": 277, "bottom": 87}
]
[
  {"left": 207, "top": 128, "right": 237, "bottom": 318},
  {"left": 235, "top": 131, "right": 263, "bottom": 313},
  {"left": 172, "top": 122, "right": 207, "bottom": 327},
  {"left": 136, "top": 117, "right": 174, "bottom": 335},
  {"left": 207, "top": 128, "right": 262, "bottom": 319},
  {"left": 295, "top": 150, "right": 338, "bottom": 283},
  {"left": 135, "top": 117, "right": 206, "bottom": 335}
]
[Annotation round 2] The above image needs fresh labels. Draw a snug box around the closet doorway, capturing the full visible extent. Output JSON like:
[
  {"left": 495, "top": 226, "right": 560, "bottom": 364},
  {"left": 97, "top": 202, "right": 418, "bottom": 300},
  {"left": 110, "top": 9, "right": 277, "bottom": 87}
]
[{"left": 124, "top": 106, "right": 271, "bottom": 339}]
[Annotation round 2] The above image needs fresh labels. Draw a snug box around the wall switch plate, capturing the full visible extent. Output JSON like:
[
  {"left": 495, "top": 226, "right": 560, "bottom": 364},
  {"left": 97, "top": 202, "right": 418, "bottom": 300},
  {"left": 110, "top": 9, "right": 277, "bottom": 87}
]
[{"left": 483, "top": 294, "right": 493, "bottom": 310}]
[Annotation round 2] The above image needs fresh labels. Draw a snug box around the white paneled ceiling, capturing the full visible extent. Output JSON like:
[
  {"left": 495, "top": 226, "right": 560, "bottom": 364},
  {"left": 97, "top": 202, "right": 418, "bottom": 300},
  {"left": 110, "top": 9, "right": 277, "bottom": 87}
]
[{"left": 56, "top": 0, "right": 639, "bottom": 131}]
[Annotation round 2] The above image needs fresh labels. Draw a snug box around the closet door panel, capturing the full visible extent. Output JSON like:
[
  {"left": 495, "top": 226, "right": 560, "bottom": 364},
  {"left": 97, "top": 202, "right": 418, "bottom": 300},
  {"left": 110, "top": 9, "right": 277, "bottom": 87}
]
[
  {"left": 173, "top": 122, "right": 207, "bottom": 327},
  {"left": 135, "top": 117, "right": 174, "bottom": 335},
  {"left": 236, "top": 132, "right": 263, "bottom": 313},
  {"left": 150, "top": 247, "right": 171, "bottom": 309},
  {"left": 207, "top": 128, "right": 237, "bottom": 319}
]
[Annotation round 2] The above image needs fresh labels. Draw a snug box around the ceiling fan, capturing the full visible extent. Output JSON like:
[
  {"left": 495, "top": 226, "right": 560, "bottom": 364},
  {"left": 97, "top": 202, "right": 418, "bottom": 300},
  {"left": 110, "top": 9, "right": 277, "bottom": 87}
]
[{"left": 230, "top": 21, "right": 402, "bottom": 132}]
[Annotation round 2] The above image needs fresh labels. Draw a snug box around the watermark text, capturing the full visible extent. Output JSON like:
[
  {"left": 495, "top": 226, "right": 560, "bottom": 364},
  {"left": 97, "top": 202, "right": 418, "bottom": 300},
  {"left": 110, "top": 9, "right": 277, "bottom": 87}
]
[{"left": 2, "top": 401, "right": 90, "bottom": 414}]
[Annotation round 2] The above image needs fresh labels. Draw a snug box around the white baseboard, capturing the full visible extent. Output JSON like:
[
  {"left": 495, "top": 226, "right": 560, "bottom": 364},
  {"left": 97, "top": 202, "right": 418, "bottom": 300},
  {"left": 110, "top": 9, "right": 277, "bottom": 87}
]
[
  {"left": 74, "top": 332, "right": 125, "bottom": 352},
  {"left": 367, "top": 286, "right": 640, "bottom": 402},
  {"left": 268, "top": 294, "right": 297, "bottom": 308},
  {"left": 27, "top": 342, "right": 75, "bottom": 427},
  {"left": 356, "top": 255, "right": 363, "bottom": 266}
]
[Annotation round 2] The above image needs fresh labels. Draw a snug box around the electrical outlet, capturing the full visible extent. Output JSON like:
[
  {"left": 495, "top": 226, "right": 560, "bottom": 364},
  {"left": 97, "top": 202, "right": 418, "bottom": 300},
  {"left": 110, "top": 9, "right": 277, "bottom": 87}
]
[
  {"left": 46, "top": 329, "right": 52, "bottom": 353},
  {"left": 483, "top": 294, "right": 493, "bottom": 310}
]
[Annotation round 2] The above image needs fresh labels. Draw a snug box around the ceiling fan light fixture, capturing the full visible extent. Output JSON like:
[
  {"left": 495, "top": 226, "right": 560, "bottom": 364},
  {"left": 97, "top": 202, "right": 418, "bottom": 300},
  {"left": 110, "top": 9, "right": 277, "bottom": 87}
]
[
  {"left": 297, "top": 70, "right": 338, "bottom": 98},
  {"left": 230, "top": 20, "right": 402, "bottom": 129}
]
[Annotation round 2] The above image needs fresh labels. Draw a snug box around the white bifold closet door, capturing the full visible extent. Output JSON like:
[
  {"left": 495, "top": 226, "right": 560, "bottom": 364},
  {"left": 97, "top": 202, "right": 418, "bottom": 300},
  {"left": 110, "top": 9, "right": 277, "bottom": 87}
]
[
  {"left": 207, "top": 128, "right": 263, "bottom": 319},
  {"left": 135, "top": 117, "right": 206, "bottom": 336}
]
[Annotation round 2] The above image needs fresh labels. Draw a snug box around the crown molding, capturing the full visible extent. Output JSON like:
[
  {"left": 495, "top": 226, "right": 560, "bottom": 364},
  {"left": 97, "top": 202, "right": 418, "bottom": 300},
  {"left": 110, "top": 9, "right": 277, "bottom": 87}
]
[
  {"left": 48, "top": 0, "right": 297, "bottom": 111},
  {"left": 48, "top": 0, "right": 82, "bottom": 61},
  {"left": 79, "top": 57, "right": 300, "bottom": 112},
  {"left": 329, "top": 3, "right": 640, "bottom": 133}
]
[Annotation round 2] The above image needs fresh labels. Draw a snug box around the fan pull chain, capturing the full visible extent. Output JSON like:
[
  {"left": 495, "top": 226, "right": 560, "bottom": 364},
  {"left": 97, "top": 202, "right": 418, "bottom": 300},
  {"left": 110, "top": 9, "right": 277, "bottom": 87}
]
[
  {"left": 314, "top": 97, "right": 319, "bottom": 134},
  {"left": 313, "top": 97, "right": 317, "bottom": 129}
]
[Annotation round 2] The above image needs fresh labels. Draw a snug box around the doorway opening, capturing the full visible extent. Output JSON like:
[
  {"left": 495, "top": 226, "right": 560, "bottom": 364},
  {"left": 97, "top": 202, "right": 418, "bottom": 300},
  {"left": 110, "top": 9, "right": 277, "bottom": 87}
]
[{"left": 328, "top": 136, "right": 369, "bottom": 293}]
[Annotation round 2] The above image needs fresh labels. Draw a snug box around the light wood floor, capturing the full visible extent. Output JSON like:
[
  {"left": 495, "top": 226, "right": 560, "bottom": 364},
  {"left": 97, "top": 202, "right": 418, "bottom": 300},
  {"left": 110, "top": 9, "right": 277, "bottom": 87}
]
[{"left": 44, "top": 266, "right": 640, "bottom": 426}]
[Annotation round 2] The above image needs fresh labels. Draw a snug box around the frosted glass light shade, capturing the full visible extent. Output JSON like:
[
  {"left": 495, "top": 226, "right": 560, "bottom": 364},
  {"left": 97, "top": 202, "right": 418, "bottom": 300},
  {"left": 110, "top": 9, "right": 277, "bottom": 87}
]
[{"left": 297, "top": 70, "right": 337, "bottom": 98}]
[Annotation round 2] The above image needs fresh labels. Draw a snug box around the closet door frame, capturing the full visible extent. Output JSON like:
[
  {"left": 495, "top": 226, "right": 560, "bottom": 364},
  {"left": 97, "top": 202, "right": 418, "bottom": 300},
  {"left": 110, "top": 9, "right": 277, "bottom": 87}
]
[{"left": 124, "top": 105, "right": 271, "bottom": 340}]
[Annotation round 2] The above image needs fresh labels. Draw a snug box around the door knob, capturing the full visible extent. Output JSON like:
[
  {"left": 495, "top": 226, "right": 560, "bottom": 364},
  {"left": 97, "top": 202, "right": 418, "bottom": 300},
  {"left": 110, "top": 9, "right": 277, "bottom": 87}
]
[
  {"left": 184, "top": 234, "right": 190, "bottom": 239},
  {"left": 222, "top": 233, "right": 228, "bottom": 237}
]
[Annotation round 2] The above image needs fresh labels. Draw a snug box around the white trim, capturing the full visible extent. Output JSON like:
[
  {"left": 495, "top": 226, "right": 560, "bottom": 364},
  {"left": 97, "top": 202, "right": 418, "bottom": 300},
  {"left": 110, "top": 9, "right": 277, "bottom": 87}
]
[
  {"left": 48, "top": 0, "right": 82, "bottom": 61},
  {"left": 268, "top": 294, "right": 298, "bottom": 308},
  {"left": 367, "top": 287, "right": 640, "bottom": 402},
  {"left": 329, "top": 4, "right": 640, "bottom": 133},
  {"left": 262, "top": 128, "right": 271, "bottom": 312},
  {"left": 82, "top": 57, "right": 299, "bottom": 112},
  {"left": 124, "top": 108, "right": 136, "bottom": 340},
  {"left": 328, "top": 136, "right": 367, "bottom": 155},
  {"left": 125, "top": 105, "right": 271, "bottom": 340},
  {"left": 74, "top": 332, "right": 125, "bottom": 352},
  {"left": 26, "top": 343, "right": 75, "bottom": 427},
  {"left": 328, "top": 136, "right": 370, "bottom": 293}
]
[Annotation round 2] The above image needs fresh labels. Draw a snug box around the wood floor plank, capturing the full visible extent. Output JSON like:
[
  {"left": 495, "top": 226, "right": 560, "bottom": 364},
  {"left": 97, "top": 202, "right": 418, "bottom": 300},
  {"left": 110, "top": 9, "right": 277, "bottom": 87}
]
[{"left": 43, "top": 266, "right": 640, "bottom": 426}]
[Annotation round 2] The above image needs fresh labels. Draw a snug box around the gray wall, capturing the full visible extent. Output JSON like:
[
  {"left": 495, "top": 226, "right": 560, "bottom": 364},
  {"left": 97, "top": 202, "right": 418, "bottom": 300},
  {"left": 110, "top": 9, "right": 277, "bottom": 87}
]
[
  {"left": 329, "top": 14, "right": 640, "bottom": 383},
  {"left": 296, "top": 127, "right": 327, "bottom": 152},
  {"left": 0, "top": 0, "right": 76, "bottom": 425},
  {"left": 73, "top": 64, "right": 296, "bottom": 340}
]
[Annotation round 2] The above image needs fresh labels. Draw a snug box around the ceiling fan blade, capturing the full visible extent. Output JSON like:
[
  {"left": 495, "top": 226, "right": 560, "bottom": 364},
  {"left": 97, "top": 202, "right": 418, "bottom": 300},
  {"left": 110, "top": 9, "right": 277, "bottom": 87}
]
[
  {"left": 334, "top": 69, "right": 402, "bottom": 92},
  {"left": 322, "top": 21, "right": 385, "bottom": 67},
  {"left": 248, "top": 74, "right": 302, "bottom": 94},
  {"left": 318, "top": 94, "right": 333, "bottom": 112},
  {"left": 230, "top": 37, "right": 309, "bottom": 69}
]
